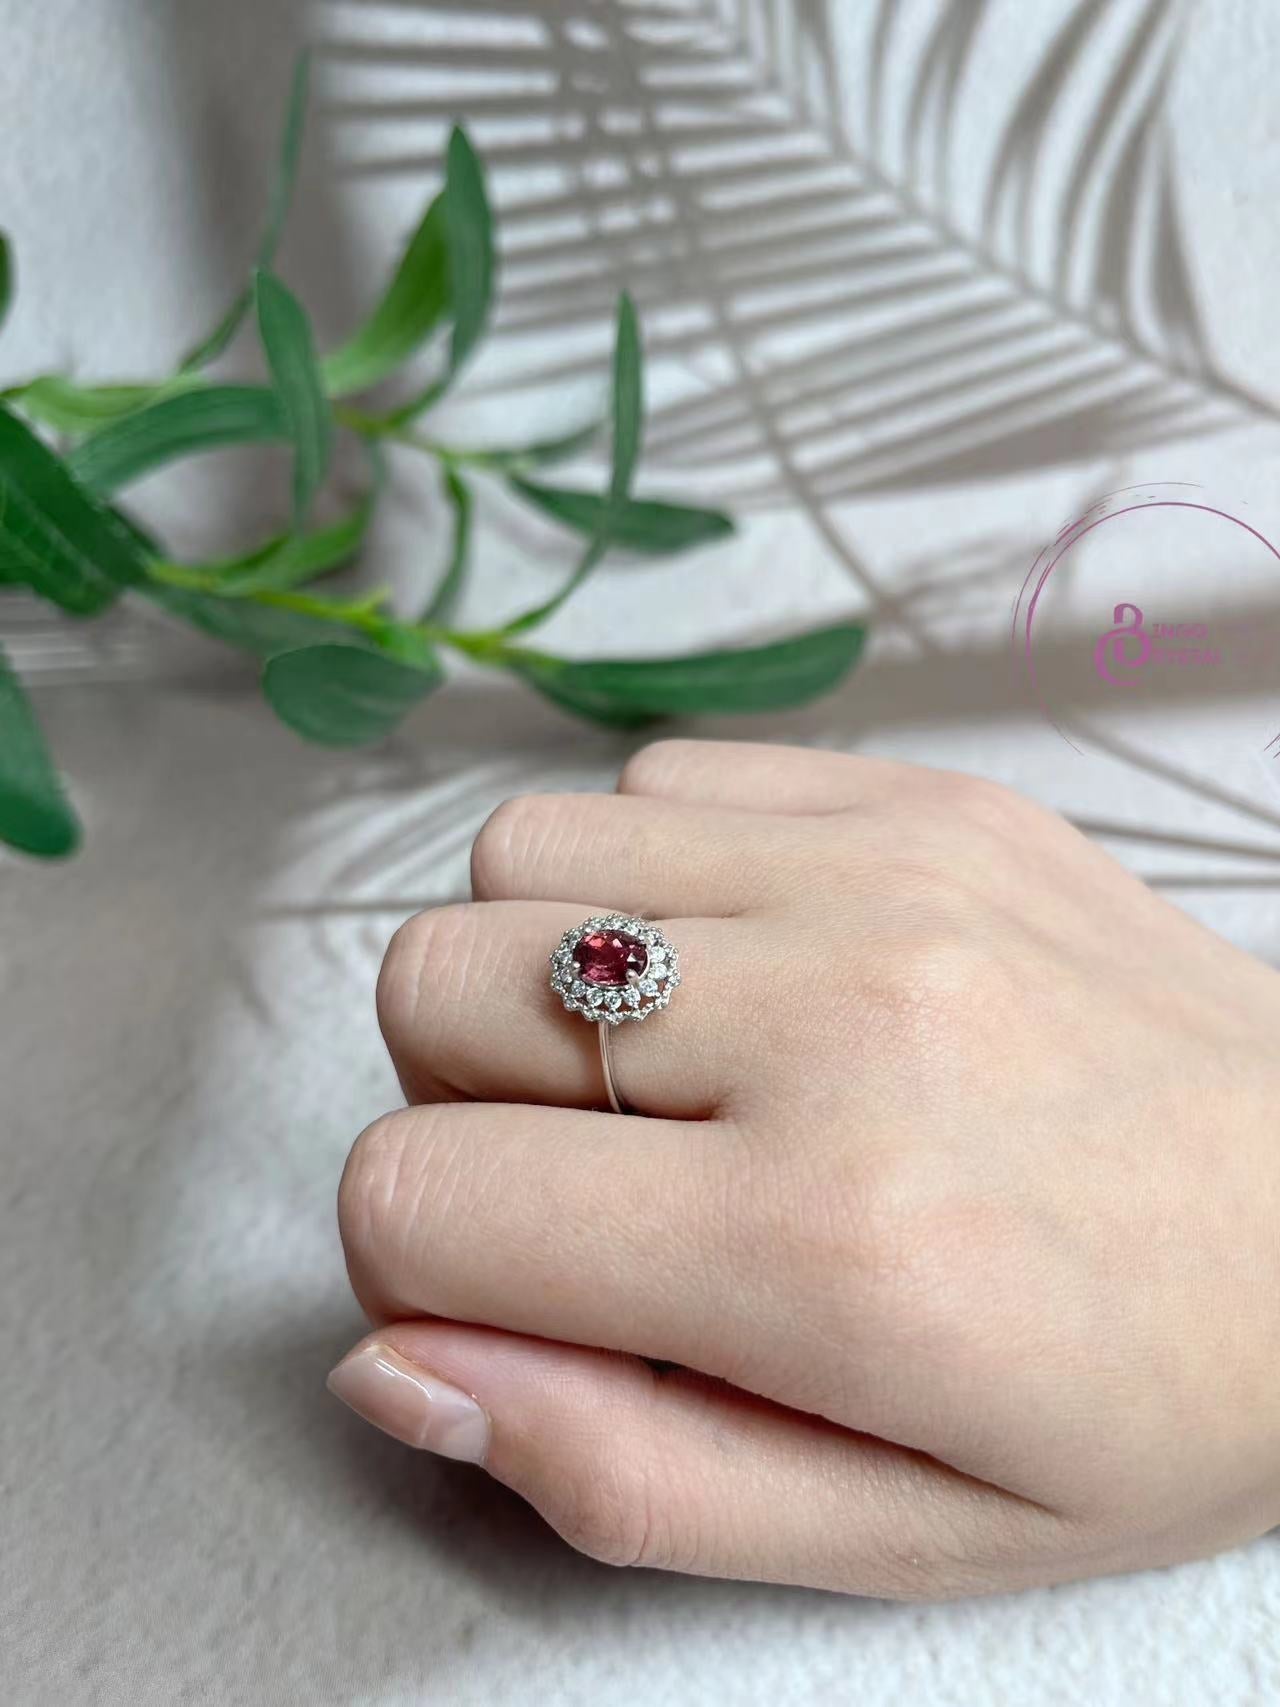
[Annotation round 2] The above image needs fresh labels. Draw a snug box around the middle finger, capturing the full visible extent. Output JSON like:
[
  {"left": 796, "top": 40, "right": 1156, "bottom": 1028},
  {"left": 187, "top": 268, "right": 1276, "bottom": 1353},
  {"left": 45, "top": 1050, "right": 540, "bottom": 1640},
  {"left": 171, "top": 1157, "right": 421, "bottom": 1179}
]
[{"left": 470, "top": 791, "right": 806, "bottom": 915}]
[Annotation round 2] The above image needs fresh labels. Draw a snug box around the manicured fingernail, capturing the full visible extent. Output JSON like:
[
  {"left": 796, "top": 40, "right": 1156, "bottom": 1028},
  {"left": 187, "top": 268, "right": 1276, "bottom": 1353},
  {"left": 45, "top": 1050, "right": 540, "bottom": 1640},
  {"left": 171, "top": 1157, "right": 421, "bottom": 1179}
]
[{"left": 326, "top": 1343, "right": 489, "bottom": 1464}]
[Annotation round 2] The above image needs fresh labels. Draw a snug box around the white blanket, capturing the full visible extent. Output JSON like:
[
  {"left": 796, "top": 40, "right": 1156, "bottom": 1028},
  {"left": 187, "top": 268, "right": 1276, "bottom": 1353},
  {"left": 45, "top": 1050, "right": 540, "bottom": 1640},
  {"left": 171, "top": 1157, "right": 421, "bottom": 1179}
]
[{"left": 3, "top": 1, "right": 1278, "bottom": 1701}]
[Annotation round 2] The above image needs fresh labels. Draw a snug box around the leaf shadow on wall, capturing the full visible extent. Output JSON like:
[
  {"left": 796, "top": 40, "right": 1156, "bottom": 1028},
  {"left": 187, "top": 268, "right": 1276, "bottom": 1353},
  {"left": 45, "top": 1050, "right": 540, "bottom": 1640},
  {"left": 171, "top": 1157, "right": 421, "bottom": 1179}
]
[
  {"left": 310, "top": 0, "right": 1280, "bottom": 881},
  {"left": 322, "top": 0, "right": 1271, "bottom": 573}
]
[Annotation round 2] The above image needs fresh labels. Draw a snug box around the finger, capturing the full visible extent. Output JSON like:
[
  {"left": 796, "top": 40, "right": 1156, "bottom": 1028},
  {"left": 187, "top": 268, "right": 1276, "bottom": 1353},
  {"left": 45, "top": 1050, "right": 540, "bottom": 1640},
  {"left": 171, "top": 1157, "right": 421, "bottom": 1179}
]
[
  {"left": 326, "top": 1320, "right": 1068, "bottom": 1598},
  {"left": 619, "top": 739, "right": 911, "bottom": 814},
  {"left": 338, "top": 1101, "right": 746, "bottom": 1373},
  {"left": 338, "top": 1107, "right": 1074, "bottom": 1510},
  {"left": 470, "top": 790, "right": 801, "bottom": 915},
  {"left": 377, "top": 901, "right": 756, "bottom": 1119}
]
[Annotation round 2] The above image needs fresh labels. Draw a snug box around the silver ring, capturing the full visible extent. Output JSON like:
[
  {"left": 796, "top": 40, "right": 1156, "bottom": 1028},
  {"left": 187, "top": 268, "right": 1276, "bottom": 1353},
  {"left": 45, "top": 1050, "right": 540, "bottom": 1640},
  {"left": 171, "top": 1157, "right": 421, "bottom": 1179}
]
[{"left": 549, "top": 913, "right": 681, "bottom": 1115}]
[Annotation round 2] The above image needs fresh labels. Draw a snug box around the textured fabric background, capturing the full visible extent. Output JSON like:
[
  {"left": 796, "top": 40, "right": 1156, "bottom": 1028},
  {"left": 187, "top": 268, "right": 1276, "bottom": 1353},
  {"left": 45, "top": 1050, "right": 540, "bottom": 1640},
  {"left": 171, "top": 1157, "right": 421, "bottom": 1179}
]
[{"left": 2, "top": 3, "right": 1279, "bottom": 1702}]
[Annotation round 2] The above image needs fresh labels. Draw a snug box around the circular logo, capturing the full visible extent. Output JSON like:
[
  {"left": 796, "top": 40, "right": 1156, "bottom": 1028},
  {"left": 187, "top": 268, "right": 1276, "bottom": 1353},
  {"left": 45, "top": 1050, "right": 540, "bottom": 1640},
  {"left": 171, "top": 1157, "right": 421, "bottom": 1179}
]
[{"left": 1012, "top": 485, "right": 1280, "bottom": 756}]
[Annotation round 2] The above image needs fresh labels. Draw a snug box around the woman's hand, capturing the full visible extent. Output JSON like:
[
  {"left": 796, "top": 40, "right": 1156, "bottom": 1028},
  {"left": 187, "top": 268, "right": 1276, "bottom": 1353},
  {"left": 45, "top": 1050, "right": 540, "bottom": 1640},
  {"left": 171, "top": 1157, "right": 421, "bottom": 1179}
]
[{"left": 328, "top": 741, "right": 1280, "bottom": 1597}]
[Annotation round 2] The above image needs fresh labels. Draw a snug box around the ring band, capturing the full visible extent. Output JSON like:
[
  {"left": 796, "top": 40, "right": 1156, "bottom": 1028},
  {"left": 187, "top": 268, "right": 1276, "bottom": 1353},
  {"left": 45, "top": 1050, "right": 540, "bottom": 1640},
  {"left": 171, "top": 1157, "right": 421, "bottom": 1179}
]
[
  {"left": 549, "top": 913, "right": 681, "bottom": 1115},
  {"left": 598, "top": 1026, "right": 627, "bottom": 1117}
]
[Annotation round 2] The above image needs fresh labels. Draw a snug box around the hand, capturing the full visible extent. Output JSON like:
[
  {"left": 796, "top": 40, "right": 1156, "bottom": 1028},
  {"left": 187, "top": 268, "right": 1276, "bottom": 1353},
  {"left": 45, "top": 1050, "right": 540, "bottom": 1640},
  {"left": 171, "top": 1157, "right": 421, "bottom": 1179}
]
[{"left": 328, "top": 741, "right": 1280, "bottom": 1597}]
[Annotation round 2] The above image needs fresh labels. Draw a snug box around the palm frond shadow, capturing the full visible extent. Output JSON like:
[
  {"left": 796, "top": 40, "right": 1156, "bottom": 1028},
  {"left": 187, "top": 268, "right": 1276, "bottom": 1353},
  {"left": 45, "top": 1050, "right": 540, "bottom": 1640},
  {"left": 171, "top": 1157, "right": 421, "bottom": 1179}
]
[
  {"left": 316, "top": 0, "right": 1280, "bottom": 858},
  {"left": 322, "top": 0, "right": 1271, "bottom": 523}
]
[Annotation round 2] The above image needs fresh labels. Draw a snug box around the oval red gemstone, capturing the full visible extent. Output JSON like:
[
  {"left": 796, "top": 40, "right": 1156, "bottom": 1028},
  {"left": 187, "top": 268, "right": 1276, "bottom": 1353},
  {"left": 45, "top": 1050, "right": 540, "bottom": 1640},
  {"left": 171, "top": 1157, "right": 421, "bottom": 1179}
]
[{"left": 573, "top": 929, "right": 649, "bottom": 987}]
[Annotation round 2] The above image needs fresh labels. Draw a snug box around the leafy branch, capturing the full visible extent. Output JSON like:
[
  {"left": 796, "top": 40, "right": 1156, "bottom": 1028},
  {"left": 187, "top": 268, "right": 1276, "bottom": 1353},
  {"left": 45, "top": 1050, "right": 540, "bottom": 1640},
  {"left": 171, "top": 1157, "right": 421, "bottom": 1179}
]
[{"left": 0, "top": 53, "right": 866, "bottom": 858}]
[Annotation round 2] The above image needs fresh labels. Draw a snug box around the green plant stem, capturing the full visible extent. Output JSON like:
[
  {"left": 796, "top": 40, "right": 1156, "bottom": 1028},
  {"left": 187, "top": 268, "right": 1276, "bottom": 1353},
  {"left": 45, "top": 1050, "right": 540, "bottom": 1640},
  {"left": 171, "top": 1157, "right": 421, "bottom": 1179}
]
[
  {"left": 143, "top": 555, "right": 511, "bottom": 663},
  {"left": 2, "top": 386, "right": 488, "bottom": 471},
  {"left": 7, "top": 392, "right": 574, "bottom": 647}
]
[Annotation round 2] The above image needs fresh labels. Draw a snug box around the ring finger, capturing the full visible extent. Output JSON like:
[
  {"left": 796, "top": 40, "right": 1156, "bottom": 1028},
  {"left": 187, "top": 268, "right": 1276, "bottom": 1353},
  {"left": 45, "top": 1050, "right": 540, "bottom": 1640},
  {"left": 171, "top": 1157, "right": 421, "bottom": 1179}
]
[{"left": 378, "top": 900, "right": 767, "bottom": 1119}]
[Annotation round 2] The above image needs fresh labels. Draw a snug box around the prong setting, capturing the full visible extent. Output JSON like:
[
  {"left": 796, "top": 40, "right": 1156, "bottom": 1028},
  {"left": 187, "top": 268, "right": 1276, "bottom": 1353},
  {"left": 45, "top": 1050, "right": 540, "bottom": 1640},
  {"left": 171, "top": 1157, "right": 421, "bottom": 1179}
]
[{"left": 550, "top": 913, "right": 680, "bottom": 1023}]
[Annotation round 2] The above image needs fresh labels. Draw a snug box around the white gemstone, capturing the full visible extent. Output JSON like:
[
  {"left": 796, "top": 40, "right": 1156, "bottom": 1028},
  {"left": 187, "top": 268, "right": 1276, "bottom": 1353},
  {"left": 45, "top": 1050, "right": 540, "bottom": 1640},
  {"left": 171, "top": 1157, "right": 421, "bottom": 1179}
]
[
  {"left": 571, "top": 980, "right": 587, "bottom": 998},
  {"left": 638, "top": 977, "right": 659, "bottom": 996},
  {"left": 587, "top": 989, "right": 604, "bottom": 1008},
  {"left": 647, "top": 957, "right": 667, "bottom": 978},
  {"left": 605, "top": 990, "right": 623, "bottom": 1010},
  {"left": 623, "top": 986, "right": 640, "bottom": 1007}
]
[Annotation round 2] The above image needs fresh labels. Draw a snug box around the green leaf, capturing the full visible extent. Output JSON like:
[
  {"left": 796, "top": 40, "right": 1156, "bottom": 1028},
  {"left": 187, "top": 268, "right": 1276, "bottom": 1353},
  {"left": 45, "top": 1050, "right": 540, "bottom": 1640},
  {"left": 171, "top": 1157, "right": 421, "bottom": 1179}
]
[
  {"left": 608, "top": 291, "right": 643, "bottom": 508},
  {"left": 444, "top": 128, "right": 495, "bottom": 379},
  {"left": 263, "top": 643, "right": 444, "bottom": 745},
  {"left": 509, "top": 621, "right": 867, "bottom": 726},
  {"left": 421, "top": 467, "right": 473, "bottom": 622},
  {"left": 180, "top": 50, "right": 312, "bottom": 370},
  {"left": 0, "top": 641, "right": 80, "bottom": 856},
  {"left": 105, "top": 501, "right": 163, "bottom": 560},
  {"left": 255, "top": 51, "right": 312, "bottom": 270},
  {"left": 6, "top": 376, "right": 174, "bottom": 436},
  {"left": 68, "top": 385, "right": 286, "bottom": 494},
  {"left": 501, "top": 292, "right": 643, "bottom": 635},
  {"left": 509, "top": 478, "right": 733, "bottom": 556},
  {"left": 154, "top": 441, "right": 383, "bottom": 596},
  {"left": 217, "top": 455, "right": 384, "bottom": 594},
  {"left": 389, "top": 127, "right": 496, "bottom": 423},
  {"left": 321, "top": 193, "right": 450, "bottom": 398},
  {"left": 0, "top": 231, "right": 12, "bottom": 336},
  {"left": 0, "top": 403, "right": 146, "bottom": 612},
  {"left": 254, "top": 269, "right": 333, "bottom": 522}
]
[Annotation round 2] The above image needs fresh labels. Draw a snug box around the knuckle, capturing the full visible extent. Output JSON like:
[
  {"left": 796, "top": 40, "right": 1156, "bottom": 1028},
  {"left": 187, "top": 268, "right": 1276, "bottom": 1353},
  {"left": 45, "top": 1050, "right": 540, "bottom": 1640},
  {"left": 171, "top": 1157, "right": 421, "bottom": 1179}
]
[
  {"left": 470, "top": 793, "right": 558, "bottom": 898},
  {"left": 886, "top": 930, "right": 981, "bottom": 1012},
  {"left": 925, "top": 768, "right": 1015, "bottom": 809},
  {"left": 337, "top": 1106, "right": 464, "bottom": 1308},
  {"left": 376, "top": 904, "right": 475, "bottom": 1053},
  {"left": 552, "top": 1456, "right": 676, "bottom": 1572},
  {"left": 616, "top": 739, "right": 695, "bottom": 796},
  {"left": 729, "top": 1144, "right": 927, "bottom": 1359},
  {"left": 337, "top": 1110, "right": 410, "bottom": 1272},
  {"left": 829, "top": 1149, "right": 1025, "bottom": 1352},
  {"left": 759, "top": 1141, "right": 971, "bottom": 1361},
  {"left": 928, "top": 770, "right": 1038, "bottom": 835},
  {"left": 828, "top": 1144, "right": 931, "bottom": 1295},
  {"left": 853, "top": 930, "right": 984, "bottom": 1056}
]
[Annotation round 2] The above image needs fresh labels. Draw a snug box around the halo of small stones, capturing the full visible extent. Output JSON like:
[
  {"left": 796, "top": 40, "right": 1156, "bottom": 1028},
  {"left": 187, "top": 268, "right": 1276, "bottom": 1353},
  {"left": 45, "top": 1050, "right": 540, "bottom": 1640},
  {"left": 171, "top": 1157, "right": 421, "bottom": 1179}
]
[{"left": 549, "top": 914, "right": 681, "bottom": 1024}]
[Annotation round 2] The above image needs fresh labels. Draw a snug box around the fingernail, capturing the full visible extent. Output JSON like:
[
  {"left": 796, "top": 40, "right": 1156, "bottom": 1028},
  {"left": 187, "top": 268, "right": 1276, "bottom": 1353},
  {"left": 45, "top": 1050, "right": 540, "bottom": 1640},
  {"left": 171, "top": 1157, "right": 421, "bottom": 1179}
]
[{"left": 326, "top": 1343, "right": 490, "bottom": 1464}]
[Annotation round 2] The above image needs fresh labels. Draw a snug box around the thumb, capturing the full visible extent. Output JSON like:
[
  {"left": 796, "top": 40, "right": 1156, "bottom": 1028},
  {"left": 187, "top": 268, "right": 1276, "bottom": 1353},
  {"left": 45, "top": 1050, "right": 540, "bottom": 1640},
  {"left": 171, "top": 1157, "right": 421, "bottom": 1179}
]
[{"left": 325, "top": 1320, "right": 1056, "bottom": 1595}]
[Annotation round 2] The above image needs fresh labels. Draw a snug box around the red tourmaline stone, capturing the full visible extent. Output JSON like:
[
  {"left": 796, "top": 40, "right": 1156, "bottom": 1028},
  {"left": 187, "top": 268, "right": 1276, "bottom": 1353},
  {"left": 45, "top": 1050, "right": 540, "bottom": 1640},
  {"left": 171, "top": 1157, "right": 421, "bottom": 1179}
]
[{"left": 573, "top": 929, "right": 649, "bottom": 987}]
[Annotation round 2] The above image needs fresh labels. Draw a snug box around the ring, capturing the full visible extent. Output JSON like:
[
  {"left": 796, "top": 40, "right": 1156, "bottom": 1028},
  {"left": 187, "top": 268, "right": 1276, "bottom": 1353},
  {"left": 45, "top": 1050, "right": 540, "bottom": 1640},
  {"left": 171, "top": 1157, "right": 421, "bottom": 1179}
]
[{"left": 549, "top": 913, "right": 681, "bottom": 1115}]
